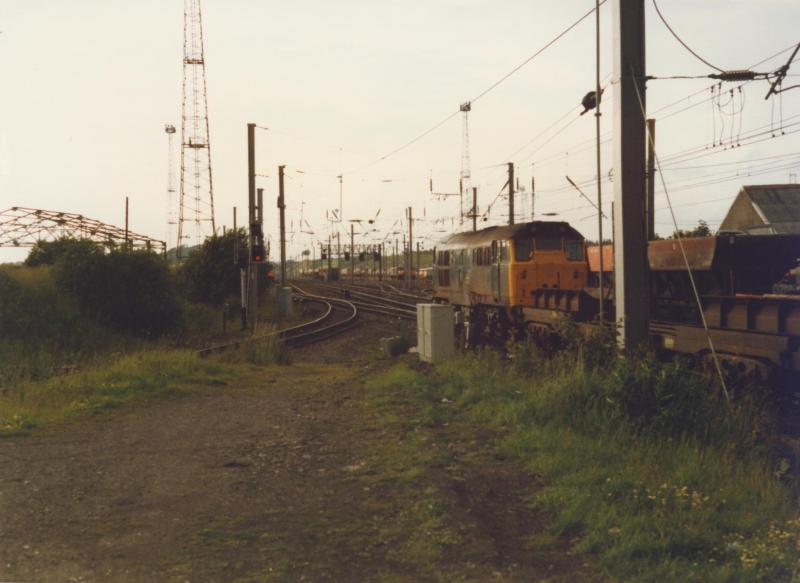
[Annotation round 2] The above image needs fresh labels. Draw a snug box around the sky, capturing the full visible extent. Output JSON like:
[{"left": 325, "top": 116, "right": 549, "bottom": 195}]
[{"left": 1, "top": 0, "right": 799, "bottom": 263}]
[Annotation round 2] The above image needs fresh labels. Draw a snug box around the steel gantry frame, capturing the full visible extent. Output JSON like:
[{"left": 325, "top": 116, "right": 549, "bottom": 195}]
[{"left": 0, "top": 207, "right": 166, "bottom": 254}]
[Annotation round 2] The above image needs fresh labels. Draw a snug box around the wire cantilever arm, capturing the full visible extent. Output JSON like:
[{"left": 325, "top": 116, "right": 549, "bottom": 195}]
[{"left": 629, "top": 67, "right": 731, "bottom": 403}]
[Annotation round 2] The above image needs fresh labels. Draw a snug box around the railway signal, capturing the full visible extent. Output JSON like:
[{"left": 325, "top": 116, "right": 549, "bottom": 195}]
[
  {"left": 250, "top": 221, "right": 265, "bottom": 262},
  {"left": 251, "top": 242, "right": 266, "bottom": 262}
]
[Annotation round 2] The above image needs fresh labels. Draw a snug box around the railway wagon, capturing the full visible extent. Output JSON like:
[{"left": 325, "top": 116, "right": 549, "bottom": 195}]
[
  {"left": 433, "top": 220, "right": 800, "bottom": 377},
  {"left": 588, "top": 233, "right": 800, "bottom": 376}
]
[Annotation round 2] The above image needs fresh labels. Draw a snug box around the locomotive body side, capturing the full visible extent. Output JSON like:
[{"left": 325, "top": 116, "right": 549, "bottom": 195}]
[{"left": 434, "top": 221, "right": 588, "bottom": 310}]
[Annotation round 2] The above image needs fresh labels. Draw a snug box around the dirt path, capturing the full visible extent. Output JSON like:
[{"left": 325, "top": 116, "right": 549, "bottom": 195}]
[{"left": 0, "top": 322, "right": 598, "bottom": 582}]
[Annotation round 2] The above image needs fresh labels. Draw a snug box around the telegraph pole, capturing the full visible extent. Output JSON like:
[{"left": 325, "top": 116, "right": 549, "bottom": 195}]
[
  {"left": 124, "top": 196, "right": 129, "bottom": 251},
  {"left": 350, "top": 223, "right": 355, "bottom": 283},
  {"left": 595, "top": 0, "right": 605, "bottom": 327},
  {"left": 233, "top": 206, "right": 246, "bottom": 329},
  {"left": 247, "top": 122, "right": 258, "bottom": 332},
  {"left": 278, "top": 165, "right": 287, "bottom": 283},
  {"left": 406, "top": 207, "right": 413, "bottom": 288},
  {"left": 472, "top": 187, "right": 478, "bottom": 232},
  {"left": 337, "top": 174, "right": 343, "bottom": 222},
  {"left": 402, "top": 233, "right": 406, "bottom": 284},
  {"left": 613, "top": 0, "right": 648, "bottom": 350},
  {"left": 507, "top": 163, "right": 515, "bottom": 225},
  {"left": 531, "top": 177, "right": 536, "bottom": 221},
  {"left": 646, "top": 118, "right": 656, "bottom": 240},
  {"left": 327, "top": 235, "right": 332, "bottom": 272},
  {"left": 416, "top": 242, "right": 421, "bottom": 288},
  {"left": 459, "top": 178, "right": 464, "bottom": 224}
]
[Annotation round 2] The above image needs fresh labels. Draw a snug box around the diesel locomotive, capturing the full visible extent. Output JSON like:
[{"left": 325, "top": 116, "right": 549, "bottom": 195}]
[{"left": 432, "top": 220, "right": 800, "bottom": 377}]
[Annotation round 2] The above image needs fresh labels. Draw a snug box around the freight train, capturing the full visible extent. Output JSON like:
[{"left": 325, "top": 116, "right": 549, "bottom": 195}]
[{"left": 432, "top": 220, "right": 800, "bottom": 378}]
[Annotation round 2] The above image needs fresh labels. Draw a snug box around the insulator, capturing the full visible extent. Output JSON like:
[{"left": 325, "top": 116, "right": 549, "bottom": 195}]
[{"left": 709, "top": 70, "right": 756, "bottom": 82}]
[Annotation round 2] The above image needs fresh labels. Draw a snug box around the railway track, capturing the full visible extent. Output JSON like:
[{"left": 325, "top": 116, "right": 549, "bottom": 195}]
[
  {"left": 296, "top": 280, "right": 423, "bottom": 321},
  {"left": 197, "top": 280, "right": 425, "bottom": 357},
  {"left": 344, "top": 280, "right": 432, "bottom": 304},
  {"left": 284, "top": 285, "right": 358, "bottom": 346},
  {"left": 197, "top": 288, "right": 357, "bottom": 356}
]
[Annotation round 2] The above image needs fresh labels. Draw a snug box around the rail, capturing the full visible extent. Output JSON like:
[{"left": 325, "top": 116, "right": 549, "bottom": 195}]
[
  {"left": 197, "top": 290, "right": 357, "bottom": 356},
  {"left": 296, "top": 281, "right": 420, "bottom": 321}
]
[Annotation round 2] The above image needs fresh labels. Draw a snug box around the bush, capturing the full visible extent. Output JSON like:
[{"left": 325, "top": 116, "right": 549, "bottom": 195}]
[
  {"left": 0, "top": 265, "right": 125, "bottom": 382},
  {"left": 53, "top": 248, "right": 182, "bottom": 337},
  {"left": 178, "top": 230, "right": 255, "bottom": 306},
  {"left": 24, "top": 237, "right": 104, "bottom": 267},
  {"left": 507, "top": 321, "right": 774, "bottom": 448}
]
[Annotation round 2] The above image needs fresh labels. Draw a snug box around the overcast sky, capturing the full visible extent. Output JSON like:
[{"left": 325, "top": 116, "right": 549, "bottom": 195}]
[{"left": 1, "top": 0, "right": 799, "bottom": 262}]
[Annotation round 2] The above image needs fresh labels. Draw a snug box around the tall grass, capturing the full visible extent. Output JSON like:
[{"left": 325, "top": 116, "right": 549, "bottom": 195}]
[
  {"left": 0, "top": 264, "right": 237, "bottom": 385},
  {"left": 367, "top": 335, "right": 800, "bottom": 582},
  {"left": 213, "top": 328, "right": 290, "bottom": 366},
  {"left": 0, "top": 265, "right": 131, "bottom": 383},
  {"left": 0, "top": 350, "right": 232, "bottom": 436}
]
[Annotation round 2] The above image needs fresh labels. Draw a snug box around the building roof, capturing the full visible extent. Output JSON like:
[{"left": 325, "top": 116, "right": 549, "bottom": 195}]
[{"left": 720, "top": 184, "right": 800, "bottom": 234}]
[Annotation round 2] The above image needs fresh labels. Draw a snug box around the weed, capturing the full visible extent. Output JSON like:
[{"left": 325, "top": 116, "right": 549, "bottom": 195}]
[
  {"left": 0, "top": 350, "right": 232, "bottom": 436},
  {"left": 367, "top": 342, "right": 799, "bottom": 582},
  {"left": 214, "top": 331, "right": 290, "bottom": 366}
]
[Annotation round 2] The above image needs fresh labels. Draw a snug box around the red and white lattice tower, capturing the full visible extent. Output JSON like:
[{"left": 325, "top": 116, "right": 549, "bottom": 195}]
[{"left": 178, "top": 0, "right": 216, "bottom": 258}]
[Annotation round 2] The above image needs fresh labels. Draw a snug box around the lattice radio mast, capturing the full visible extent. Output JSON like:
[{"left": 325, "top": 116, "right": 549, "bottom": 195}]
[
  {"left": 460, "top": 101, "right": 472, "bottom": 224},
  {"left": 164, "top": 124, "right": 177, "bottom": 252},
  {"left": 178, "top": 0, "right": 216, "bottom": 258}
]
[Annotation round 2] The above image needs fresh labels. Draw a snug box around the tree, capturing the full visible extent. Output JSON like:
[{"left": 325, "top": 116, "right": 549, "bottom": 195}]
[
  {"left": 53, "top": 248, "right": 182, "bottom": 337},
  {"left": 670, "top": 219, "right": 712, "bottom": 239},
  {"left": 25, "top": 237, "right": 104, "bottom": 267},
  {"left": 177, "top": 229, "right": 261, "bottom": 306}
]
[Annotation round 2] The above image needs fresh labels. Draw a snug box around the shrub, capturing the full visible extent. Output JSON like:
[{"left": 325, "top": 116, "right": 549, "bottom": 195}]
[
  {"left": 53, "top": 248, "right": 182, "bottom": 337},
  {"left": 507, "top": 322, "right": 774, "bottom": 449},
  {"left": 0, "top": 265, "right": 124, "bottom": 382},
  {"left": 177, "top": 229, "right": 253, "bottom": 306},
  {"left": 24, "top": 237, "right": 104, "bottom": 267}
]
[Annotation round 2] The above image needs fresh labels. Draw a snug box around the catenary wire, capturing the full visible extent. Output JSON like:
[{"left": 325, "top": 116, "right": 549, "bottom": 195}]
[
  {"left": 652, "top": 0, "right": 724, "bottom": 73},
  {"left": 342, "top": 2, "right": 607, "bottom": 176}
]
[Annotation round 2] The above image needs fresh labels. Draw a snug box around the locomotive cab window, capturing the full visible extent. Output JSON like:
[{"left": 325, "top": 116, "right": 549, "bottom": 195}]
[
  {"left": 536, "top": 237, "right": 562, "bottom": 251},
  {"left": 513, "top": 239, "right": 533, "bottom": 262},
  {"left": 565, "top": 240, "right": 584, "bottom": 261}
]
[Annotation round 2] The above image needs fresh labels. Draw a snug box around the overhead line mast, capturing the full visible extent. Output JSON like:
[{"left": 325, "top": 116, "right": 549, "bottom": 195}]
[{"left": 612, "top": 0, "right": 648, "bottom": 350}]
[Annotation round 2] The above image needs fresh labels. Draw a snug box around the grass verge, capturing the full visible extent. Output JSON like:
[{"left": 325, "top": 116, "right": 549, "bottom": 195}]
[
  {"left": 0, "top": 350, "right": 235, "bottom": 436},
  {"left": 366, "top": 344, "right": 799, "bottom": 583}
]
